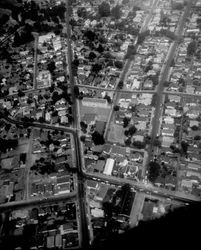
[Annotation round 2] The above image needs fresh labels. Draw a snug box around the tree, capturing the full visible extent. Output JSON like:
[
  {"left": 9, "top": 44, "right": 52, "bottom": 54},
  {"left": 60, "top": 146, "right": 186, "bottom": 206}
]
[
  {"left": 128, "top": 125, "right": 137, "bottom": 136},
  {"left": 148, "top": 161, "right": 161, "bottom": 182},
  {"left": 91, "top": 63, "right": 102, "bottom": 74},
  {"left": 114, "top": 60, "right": 123, "bottom": 69},
  {"left": 187, "top": 41, "right": 197, "bottom": 57},
  {"left": 191, "top": 125, "right": 199, "bottom": 131},
  {"left": 80, "top": 121, "right": 88, "bottom": 130},
  {"left": 181, "top": 141, "right": 188, "bottom": 154},
  {"left": 125, "top": 137, "right": 131, "bottom": 146},
  {"left": 137, "top": 30, "right": 150, "bottom": 44},
  {"left": 77, "top": 7, "right": 87, "bottom": 18},
  {"left": 172, "top": 2, "right": 184, "bottom": 10},
  {"left": 98, "top": 1, "right": 111, "bottom": 17},
  {"left": 194, "top": 135, "right": 201, "bottom": 141},
  {"left": 151, "top": 93, "right": 158, "bottom": 107},
  {"left": 111, "top": 5, "right": 121, "bottom": 19},
  {"left": 18, "top": 89, "right": 25, "bottom": 97},
  {"left": 104, "top": 94, "right": 111, "bottom": 104},
  {"left": 80, "top": 135, "right": 86, "bottom": 143},
  {"left": 117, "top": 80, "right": 124, "bottom": 89},
  {"left": 92, "top": 131, "right": 105, "bottom": 145},
  {"left": 122, "top": 0, "right": 129, "bottom": 4},
  {"left": 125, "top": 45, "right": 136, "bottom": 59},
  {"left": 114, "top": 105, "right": 120, "bottom": 111},
  {"left": 88, "top": 51, "right": 97, "bottom": 60},
  {"left": 123, "top": 117, "right": 130, "bottom": 128},
  {"left": 97, "top": 44, "right": 104, "bottom": 53},
  {"left": 124, "top": 130, "right": 129, "bottom": 137},
  {"left": 103, "top": 201, "right": 113, "bottom": 219},
  {"left": 133, "top": 141, "right": 146, "bottom": 149},
  {"left": 47, "top": 61, "right": 56, "bottom": 73},
  {"left": 38, "top": 117, "right": 45, "bottom": 123},
  {"left": 153, "top": 138, "right": 161, "bottom": 147},
  {"left": 74, "top": 86, "right": 80, "bottom": 98},
  {"left": 84, "top": 30, "right": 96, "bottom": 41}
]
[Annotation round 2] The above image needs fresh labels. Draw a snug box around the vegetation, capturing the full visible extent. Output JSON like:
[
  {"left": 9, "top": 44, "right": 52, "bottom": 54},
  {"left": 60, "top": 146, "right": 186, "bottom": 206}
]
[
  {"left": 148, "top": 161, "right": 161, "bottom": 182},
  {"left": 98, "top": 1, "right": 111, "bottom": 17}
]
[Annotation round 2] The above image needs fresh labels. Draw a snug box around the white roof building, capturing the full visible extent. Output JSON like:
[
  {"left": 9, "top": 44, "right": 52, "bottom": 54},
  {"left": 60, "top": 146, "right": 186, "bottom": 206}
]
[{"left": 103, "top": 158, "right": 115, "bottom": 176}]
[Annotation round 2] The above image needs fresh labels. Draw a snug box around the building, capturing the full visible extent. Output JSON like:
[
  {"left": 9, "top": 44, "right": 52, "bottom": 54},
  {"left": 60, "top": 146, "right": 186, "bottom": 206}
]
[
  {"left": 103, "top": 158, "right": 115, "bottom": 176},
  {"left": 82, "top": 98, "right": 108, "bottom": 108}
]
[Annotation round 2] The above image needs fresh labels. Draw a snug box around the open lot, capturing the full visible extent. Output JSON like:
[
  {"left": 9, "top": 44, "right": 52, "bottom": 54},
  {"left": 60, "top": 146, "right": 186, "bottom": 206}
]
[
  {"left": 107, "top": 123, "right": 124, "bottom": 144},
  {"left": 79, "top": 103, "right": 111, "bottom": 122}
]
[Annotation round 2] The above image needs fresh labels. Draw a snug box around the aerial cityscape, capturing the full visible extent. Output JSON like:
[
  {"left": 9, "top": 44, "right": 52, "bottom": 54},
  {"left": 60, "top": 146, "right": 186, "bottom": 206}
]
[{"left": 0, "top": 0, "right": 201, "bottom": 249}]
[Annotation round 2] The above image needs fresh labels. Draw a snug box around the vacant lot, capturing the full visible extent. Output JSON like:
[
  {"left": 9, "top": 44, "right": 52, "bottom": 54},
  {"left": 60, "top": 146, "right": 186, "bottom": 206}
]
[{"left": 80, "top": 103, "right": 111, "bottom": 122}]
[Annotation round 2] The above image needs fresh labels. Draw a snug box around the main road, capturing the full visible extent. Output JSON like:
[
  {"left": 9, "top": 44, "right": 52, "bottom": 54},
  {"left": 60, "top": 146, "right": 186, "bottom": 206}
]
[
  {"left": 147, "top": 0, "right": 194, "bottom": 165},
  {"left": 65, "top": 0, "right": 90, "bottom": 248},
  {"left": 85, "top": 172, "right": 200, "bottom": 203}
]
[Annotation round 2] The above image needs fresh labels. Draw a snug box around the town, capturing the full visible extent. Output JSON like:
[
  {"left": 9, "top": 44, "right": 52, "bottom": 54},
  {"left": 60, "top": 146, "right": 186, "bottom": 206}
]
[{"left": 0, "top": 0, "right": 201, "bottom": 249}]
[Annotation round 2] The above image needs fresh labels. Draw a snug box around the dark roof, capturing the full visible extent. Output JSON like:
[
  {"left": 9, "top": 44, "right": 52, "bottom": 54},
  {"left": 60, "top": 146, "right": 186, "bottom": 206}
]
[
  {"left": 111, "top": 145, "right": 126, "bottom": 156},
  {"left": 94, "top": 160, "right": 105, "bottom": 172},
  {"left": 103, "top": 144, "right": 112, "bottom": 154},
  {"left": 87, "top": 180, "right": 97, "bottom": 188}
]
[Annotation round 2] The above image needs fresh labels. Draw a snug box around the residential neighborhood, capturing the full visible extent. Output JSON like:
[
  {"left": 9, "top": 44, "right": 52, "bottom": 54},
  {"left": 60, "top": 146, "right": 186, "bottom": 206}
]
[{"left": 0, "top": 0, "right": 201, "bottom": 249}]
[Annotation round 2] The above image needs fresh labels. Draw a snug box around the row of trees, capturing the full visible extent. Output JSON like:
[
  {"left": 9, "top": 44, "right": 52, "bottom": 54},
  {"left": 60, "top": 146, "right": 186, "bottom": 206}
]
[{"left": 98, "top": 2, "right": 121, "bottom": 19}]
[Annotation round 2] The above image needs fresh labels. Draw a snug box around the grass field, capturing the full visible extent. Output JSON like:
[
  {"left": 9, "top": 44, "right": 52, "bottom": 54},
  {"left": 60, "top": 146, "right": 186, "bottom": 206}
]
[
  {"left": 108, "top": 123, "right": 124, "bottom": 144},
  {"left": 80, "top": 103, "right": 111, "bottom": 122}
]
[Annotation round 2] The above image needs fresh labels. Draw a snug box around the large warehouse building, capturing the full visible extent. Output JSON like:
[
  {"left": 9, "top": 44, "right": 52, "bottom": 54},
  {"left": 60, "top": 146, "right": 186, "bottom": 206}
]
[{"left": 103, "top": 158, "right": 115, "bottom": 176}]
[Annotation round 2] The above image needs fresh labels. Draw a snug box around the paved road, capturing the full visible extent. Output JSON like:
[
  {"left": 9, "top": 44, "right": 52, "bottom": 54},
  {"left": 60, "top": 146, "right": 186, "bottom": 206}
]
[
  {"left": 140, "top": 0, "right": 160, "bottom": 33},
  {"left": 147, "top": 0, "right": 194, "bottom": 166},
  {"left": 85, "top": 172, "right": 200, "bottom": 202},
  {"left": 0, "top": 191, "right": 76, "bottom": 211},
  {"left": 24, "top": 132, "right": 33, "bottom": 200},
  {"left": 33, "top": 33, "right": 39, "bottom": 90},
  {"left": 65, "top": 0, "right": 89, "bottom": 248}
]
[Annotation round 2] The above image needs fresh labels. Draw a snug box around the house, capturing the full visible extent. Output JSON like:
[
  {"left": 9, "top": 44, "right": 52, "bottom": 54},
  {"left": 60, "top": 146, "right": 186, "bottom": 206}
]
[
  {"left": 91, "top": 208, "right": 104, "bottom": 218},
  {"left": 155, "top": 176, "right": 165, "bottom": 187},
  {"left": 161, "top": 128, "right": 175, "bottom": 137},
  {"left": 162, "top": 136, "right": 174, "bottom": 148},
  {"left": 94, "top": 160, "right": 105, "bottom": 172},
  {"left": 181, "top": 179, "right": 195, "bottom": 190},
  {"left": 111, "top": 145, "right": 126, "bottom": 157},
  {"left": 165, "top": 175, "right": 176, "bottom": 188},
  {"left": 165, "top": 108, "right": 176, "bottom": 117},
  {"left": 95, "top": 184, "right": 109, "bottom": 201},
  {"left": 187, "top": 163, "right": 201, "bottom": 170},
  {"left": 164, "top": 116, "right": 174, "bottom": 124},
  {"left": 133, "top": 135, "right": 144, "bottom": 142},
  {"left": 87, "top": 180, "right": 98, "bottom": 190}
]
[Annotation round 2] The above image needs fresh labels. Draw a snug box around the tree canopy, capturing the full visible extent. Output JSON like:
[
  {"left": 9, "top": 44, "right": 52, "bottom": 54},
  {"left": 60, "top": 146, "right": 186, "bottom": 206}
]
[
  {"left": 148, "top": 161, "right": 161, "bottom": 182},
  {"left": 98, "top": 1, "right": 111, "bottom": 17}
]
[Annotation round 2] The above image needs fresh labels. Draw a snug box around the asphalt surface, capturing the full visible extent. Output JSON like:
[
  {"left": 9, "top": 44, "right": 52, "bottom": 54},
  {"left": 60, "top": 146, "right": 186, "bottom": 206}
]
[
  {"left": 0, "top": 1, "right": 198, "bottom": 248},
  {"left": 147, "top": 0, "right": 194, "bottom": 165},
  {"left": 85, "top": 173, "right": 200, "bottom": 203},
  {"left": 65, "top": 0, "right": 89, "bottom": 248}
]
